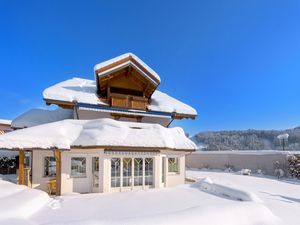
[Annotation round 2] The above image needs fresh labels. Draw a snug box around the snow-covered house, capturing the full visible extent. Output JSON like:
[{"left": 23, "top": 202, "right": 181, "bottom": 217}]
[
  {"left": 0, "top": 119, "right": 12, "bottom": 134},
  {"left": 0, "top": 53, "right": 197, "bottom": 195}
]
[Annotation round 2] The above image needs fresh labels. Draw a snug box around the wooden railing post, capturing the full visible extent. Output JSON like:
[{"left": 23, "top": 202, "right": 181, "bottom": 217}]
[
  {"left": 55, "top": 149, "right": 61, "bottom": 196},
  {"left": 19, "top": 149, "right": 25, "bottom": 185}
]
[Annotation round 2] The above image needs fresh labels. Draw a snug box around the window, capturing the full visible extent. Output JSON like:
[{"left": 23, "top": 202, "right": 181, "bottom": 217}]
[
  {"left": 111, "top": 158, "right": 121, "bottom": 187},
  {"left": 134, "top": 158, "right": 143, "bottom": 186},
  {"left": 168, "top": 158, "right": 179, "bottom": 173},
  {"left": 110, "top": 157, "right": 154, "bottom": 188},
  {"left": 145, "top": 158, "right": 153, "bottom": 185},
  {"left": 44, "top": 157, "right": 56, "bottom": 177},
  {"left": 71, "top": 157, "right": 86, "bottom": 177},
  {"left": 123, "top": 158, "right": 132, "bottom": 187}
]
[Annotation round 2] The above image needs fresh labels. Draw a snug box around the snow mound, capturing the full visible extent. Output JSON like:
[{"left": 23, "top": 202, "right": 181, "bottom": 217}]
[
  {"left": 12, "top": 108, "right": 73, "bottom": 129},
  {"left": 0, "top": 179, "right": 49, "bottom": 221},
  {"left": 198, "top": 177, "right": 262, "bottom": 203},
  {"left": 240, "top": 169, "right": 251, "bottom": 175}
]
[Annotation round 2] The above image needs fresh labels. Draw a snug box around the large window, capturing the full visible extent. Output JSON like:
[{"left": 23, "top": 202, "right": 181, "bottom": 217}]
[
  {"left": 111, "top": 157, "right": 153, "bottom": 188},
  {"left": 111, "top": 158, "right": 121, "bottom": 187},
  {"left": 134, "top": 158, "right": 143, "bottom": 186},
  {"left": 123, "top": 158, "right": 132, "bottom": 187},
  {"left": 168, "top": 158, "right": 180, "bottom": 173},
  {"left": 144, "top": 158, "right": 153, "bottom": 185},
  {"left": 71, "top": 157, "right": 86, "bottom": 177},
  {"left": 44, "top": 156, "right": 56, "bottom": 177}
]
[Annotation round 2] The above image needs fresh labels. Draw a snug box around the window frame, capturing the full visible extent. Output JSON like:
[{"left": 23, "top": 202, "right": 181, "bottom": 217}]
[
  {"left": 43, "top": 156, "right": 56, "bottom": 177},
  {"left": 168, "top": 157, "right": 180, "bottom": 174}
]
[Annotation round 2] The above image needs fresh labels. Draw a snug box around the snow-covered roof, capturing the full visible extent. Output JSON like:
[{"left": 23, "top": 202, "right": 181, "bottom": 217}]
[
  {"left": 43, "top": 78, "right": 104, "bottom": 105},
  {"left": 0, "top": 120, "right": 11, "bottom": 126},
  {"left": 11, "top": 108, "right": 73, "bottom": 129},
  {"left": 0, "top": 118, "right": 196, "bottom": 151},
  {"left": 94, "top": 53, "right": 161, "bottom": 83},
  {"left": 43, "top": 78, "right": 197, "bottom": 116}
]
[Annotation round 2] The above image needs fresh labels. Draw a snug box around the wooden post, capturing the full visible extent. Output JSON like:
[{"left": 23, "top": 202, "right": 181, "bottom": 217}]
[
  {"left": 19, "top": 149, "right": 25, "bottom": 185},
  {"left": 55, "top": 149, "right": 61, "bottom": 196}
]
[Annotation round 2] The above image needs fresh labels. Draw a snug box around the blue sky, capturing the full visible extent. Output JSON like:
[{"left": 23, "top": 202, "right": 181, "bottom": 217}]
[{"left": 0, "top": 0, "right": 300, "bottom": 135}]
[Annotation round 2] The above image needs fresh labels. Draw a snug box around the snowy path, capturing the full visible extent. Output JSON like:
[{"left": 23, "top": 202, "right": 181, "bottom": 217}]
[{"left": 186, "top": 169, "right": 300, "bottom": 225}]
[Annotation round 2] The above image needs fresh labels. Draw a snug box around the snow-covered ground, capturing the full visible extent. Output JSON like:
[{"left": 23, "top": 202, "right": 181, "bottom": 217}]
[
  {"left": 187, "top": 169, "right": 300, "bottom": 225},
  {"left": 1, "top": 170, "right": 299, "bottom": 225}
]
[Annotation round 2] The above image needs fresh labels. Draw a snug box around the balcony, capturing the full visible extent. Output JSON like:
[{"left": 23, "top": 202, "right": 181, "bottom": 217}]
[{"left": 110, "top": 93, "right": 148, "bottom": 110}]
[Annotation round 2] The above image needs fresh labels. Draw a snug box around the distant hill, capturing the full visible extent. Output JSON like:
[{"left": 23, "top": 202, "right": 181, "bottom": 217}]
[{"left": 192, "top": 127, "right": 300, "bottom": 151}]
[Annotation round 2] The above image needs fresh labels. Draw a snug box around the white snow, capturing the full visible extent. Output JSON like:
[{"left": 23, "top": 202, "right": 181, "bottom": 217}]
[
  {"left": 187, "top": 169, "right": 300, "bottom": 225},
  {"left": 94, "top": 53, "right": 161, "bottom": 83},
  {"left": 150, "top": 90, "right": 197, "bottom": 115},
  {"left": 0, "top": 119, "right": 11, "bottom": 125},
  {"left": 198, "top": 177, "right": 262, "bottom": 202},
  {"left": 0, "top": 178, "right": 49, "bottom": 223},
  {"left": 43, "top": 77, "right": 105, "bottom": 105},
  {"left": 277, "top": 133, "right": 289, "bottom": 140},
  {"left": 43, "top": 77, "right": 197, "bottom": 116},
  {"left": 0, "top": 176, "right": 281, "bottom": 225},
  {"left": 0, "top": 118, "right": 196, "bottom": 150},
  {"left": 240, "top": 168, "right": 252, "bottom": 175},
  {"left": 11, "top": 108, "right": 73, "bottom": 129}
]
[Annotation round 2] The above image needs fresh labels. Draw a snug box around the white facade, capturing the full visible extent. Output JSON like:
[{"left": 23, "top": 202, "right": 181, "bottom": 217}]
[{"left": 31, "top": 149, "right": 186, "bottom": 195}]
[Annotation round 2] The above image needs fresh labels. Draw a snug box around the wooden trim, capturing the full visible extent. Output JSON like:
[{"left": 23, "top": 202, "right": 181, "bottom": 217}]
[
  {"left": 44, "top": 98, "right": 75, "bottom": 109},
  {"left": 72, "top": 145, "right": 195, "bottom": 152},
  {"left": 95, "top": 56, "right": 160, "bottom": 85},
  {"left": 19, "top": 149, "right": 25, "bottom": 185},
  {"left": 55, "top": 149, "right": 61, "bottom": 196}
]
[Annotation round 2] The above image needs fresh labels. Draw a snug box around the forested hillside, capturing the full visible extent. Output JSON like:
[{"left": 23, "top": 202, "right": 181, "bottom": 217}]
[{"left": 192, "top": 127, "right": 300, "bottom": 151}]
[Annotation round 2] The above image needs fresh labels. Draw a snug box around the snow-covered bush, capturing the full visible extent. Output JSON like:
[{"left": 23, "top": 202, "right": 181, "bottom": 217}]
[
  {"left": 224, "top": 164, "right": 235, "bottom": 173},
  {"left": 240, "top": 169, "right": 251, "bottom": 175},
  {"left": 274, "top": 168, "right": 284, "bottom": 179},
  {"left": 256, "top": 169, "right": 265, "bottom": 176},
  {"left": 286, "top": 153, "right": 300, "bottom": 179},
  {"left": 274, "top": 161, "right": 284, "bottom": 179}
]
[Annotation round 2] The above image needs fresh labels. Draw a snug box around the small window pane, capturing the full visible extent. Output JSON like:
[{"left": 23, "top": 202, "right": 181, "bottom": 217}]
[
  {"left": 168, "top": 158, "right": 179, "bottom": 173},
  {"left": 71, "top": 157, "right": 86, "bottom": 177},
  {"left": 134, "top": 158, "right": 143, "bottom": 186},
  {"left": 123, "top": 158, "right": 132, "bottom": 187},
  {"left": 111, "top": 158, "right": 121, "bottom": 187},
  {"left": 145, "top": 158, "right": 153, "bottom": 186},
  {"left": 44, "top": 157, "right": 56, "bottom": 177}
]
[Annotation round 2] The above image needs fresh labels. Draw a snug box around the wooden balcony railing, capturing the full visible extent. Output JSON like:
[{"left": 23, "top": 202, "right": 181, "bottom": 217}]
[{"left": 110, "top": 93, "right": 148, "bottom": 110}]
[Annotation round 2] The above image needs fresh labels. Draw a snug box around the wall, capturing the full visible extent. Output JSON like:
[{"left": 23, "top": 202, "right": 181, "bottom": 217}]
[
  {"left": 32, "top": 149, "right": 188, "bottom": 194},
  {"left": 186, "top": 151, "right": 296, "bottom": 176},
  {"left": 61, "top": 149, "right": 104, "bottom": 194},
  {"left": 164, "top": 151, "right": 186, "bottom": 187},
  {"left": 32, "top": 150, "right": 56, "bottom": 191}
]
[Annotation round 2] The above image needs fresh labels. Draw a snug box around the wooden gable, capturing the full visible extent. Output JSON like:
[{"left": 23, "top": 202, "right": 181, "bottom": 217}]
[{"left": 97, "top": 64, "right": 158, "bottom": 110}]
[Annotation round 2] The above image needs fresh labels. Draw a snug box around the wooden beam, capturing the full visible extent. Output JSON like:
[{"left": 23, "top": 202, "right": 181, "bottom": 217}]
[
  {"left": 19, "top": 149, "right": 25, "bottom": 185},
  {"left": 55, "top": 149, "right": 61, "bottom": 196}
]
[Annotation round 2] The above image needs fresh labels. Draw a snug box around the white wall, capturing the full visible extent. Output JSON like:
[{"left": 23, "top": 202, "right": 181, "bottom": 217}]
[
  {"left": 32, "top": 150, "right": 56, "bottom": 191},
  {"left": 186, "top": 151, "right": 291, "bottom": 176},
  {"left": 31, "top": 149, "right": 188, "bottom": 194}
]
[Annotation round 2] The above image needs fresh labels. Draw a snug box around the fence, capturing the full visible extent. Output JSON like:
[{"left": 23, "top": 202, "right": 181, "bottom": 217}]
[{"left": 186, "top": 150, "right": 299, "bottom": 176}]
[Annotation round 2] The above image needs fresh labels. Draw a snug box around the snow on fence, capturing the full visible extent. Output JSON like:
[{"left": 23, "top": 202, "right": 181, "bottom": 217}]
[{"left": 186, "top": 150, "right": 299, "bottom": 176}]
